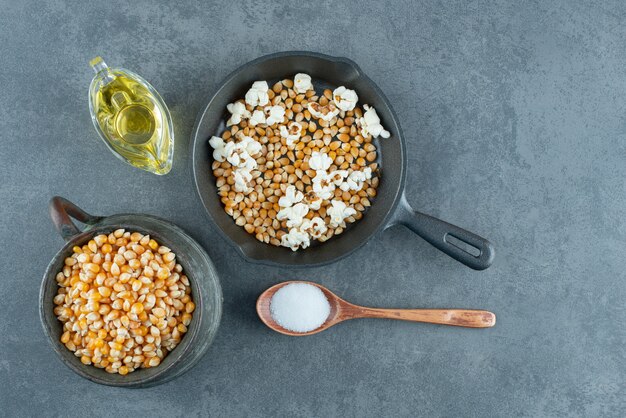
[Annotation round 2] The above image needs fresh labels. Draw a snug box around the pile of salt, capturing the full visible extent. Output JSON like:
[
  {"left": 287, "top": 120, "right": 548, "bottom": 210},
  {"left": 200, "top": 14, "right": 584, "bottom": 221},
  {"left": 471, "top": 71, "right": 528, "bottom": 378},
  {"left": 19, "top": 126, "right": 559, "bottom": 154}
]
[{"left": 270, "top": 283, "right": 331, "bottom": 333}]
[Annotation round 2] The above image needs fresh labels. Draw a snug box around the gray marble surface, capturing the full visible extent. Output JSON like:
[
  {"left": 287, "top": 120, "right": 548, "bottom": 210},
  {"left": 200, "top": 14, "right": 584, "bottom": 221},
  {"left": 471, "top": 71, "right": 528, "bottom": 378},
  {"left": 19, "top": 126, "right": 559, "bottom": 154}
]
[{"left": 1, "top": 0, "right": 624, "bottom": 416}]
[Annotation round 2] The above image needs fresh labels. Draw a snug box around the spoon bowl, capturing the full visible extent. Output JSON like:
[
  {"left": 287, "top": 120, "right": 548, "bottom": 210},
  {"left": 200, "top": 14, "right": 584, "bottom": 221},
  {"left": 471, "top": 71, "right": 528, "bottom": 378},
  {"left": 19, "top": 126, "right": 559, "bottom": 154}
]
[
  {"left": 256, "top": 281, "right": 496, "bottom": 336},
  {"left": 256, "top": 281, "right": 344, "bottom": 336}
]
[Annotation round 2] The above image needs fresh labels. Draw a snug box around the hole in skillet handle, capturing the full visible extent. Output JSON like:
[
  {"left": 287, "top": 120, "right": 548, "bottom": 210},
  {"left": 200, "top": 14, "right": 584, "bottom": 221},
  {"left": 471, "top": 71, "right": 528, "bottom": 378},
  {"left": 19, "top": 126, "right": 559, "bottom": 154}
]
[{"left": 445, "top": 234, "right": 482, "bottom": 257}]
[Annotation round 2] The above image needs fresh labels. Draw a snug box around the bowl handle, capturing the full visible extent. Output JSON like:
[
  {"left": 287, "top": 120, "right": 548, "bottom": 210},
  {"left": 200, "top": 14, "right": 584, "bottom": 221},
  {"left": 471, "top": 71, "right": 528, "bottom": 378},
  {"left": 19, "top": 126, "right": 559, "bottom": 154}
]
[
  {"left": 389, "top": 195, "right": 495, "bottom": 270},
  {"left": 49, "top": 196, "right": 103, "bottom": 241}
]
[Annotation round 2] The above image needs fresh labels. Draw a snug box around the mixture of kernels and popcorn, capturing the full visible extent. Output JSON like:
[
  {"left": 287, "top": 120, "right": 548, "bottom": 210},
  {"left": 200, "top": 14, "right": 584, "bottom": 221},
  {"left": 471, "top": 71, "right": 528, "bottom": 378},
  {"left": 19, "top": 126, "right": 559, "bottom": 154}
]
[
  {"left": 209, "top": 74, "right": 391, "bottom": 251},
  {"left": 53, "top": 229, "right": 195, "bottom": 375}
]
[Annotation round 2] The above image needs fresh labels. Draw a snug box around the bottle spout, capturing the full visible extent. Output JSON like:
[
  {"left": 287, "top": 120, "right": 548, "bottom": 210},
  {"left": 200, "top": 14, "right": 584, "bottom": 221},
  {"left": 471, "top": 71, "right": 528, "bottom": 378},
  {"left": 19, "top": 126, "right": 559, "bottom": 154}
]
[{"left": 90, "top": 56, "right": 114, "bottom": 84}]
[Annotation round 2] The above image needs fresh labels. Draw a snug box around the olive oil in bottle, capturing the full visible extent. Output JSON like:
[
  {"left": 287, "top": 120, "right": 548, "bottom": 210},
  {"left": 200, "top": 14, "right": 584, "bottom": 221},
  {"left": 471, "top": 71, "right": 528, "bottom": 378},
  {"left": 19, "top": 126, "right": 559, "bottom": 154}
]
[{"left": 88, "top": 57, "right": 174, "bottom": 175}]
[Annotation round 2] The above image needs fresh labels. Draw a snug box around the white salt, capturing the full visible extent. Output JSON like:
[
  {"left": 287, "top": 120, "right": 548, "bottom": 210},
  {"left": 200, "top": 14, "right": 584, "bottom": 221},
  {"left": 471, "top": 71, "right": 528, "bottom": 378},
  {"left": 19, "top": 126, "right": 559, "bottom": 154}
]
[{"left": 270, "top": 283, "right": 331, "bottom": 333}]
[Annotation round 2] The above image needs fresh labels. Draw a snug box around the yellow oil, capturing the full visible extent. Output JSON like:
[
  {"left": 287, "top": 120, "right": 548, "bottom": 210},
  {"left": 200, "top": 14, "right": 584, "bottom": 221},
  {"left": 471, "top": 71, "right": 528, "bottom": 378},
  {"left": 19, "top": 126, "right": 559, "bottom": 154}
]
[{"left": 89, "top": 57, "right": 174, "bottom": 175}]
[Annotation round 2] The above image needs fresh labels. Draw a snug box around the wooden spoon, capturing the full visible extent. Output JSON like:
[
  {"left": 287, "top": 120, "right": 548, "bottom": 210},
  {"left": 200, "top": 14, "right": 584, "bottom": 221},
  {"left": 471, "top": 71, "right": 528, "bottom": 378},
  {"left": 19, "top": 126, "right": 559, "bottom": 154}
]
[{"left": 257, "top": 281, "right": 496, "bottom": 336}]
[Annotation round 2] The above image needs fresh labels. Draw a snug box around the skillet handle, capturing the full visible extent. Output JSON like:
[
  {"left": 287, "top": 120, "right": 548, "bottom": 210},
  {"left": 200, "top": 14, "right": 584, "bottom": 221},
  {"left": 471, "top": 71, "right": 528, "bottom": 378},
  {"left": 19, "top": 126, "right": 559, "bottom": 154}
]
[
  {"left": 392, "top": 195, "right": 495, "bottom": 270},
  {"left": 49, "top": 196, "right": 103, "bottom": 241}
]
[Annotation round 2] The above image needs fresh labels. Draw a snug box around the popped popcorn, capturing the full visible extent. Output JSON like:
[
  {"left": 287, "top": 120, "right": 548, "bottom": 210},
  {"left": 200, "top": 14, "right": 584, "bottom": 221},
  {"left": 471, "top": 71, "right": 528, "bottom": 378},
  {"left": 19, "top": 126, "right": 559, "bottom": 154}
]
[
  {"left": 233, "top": 169, "right": 253, "bottom": 193},
  {"left": 226, "top": 101, "right": 250, "bottom": 126},
  {"left": 279, "top": 121, "right": 303, "bottom": 147},
  {"left": 303, "top": 191, "right": 323, "bottom": 210},
  {"left": 357, "top": 104, "right": 390, "bottom": 138},
  {"left": 209, "top": 136, "right": 227, "bottom": 162},
  {"left": 248, "top": 109, "right": 266, "bottom": 127},
  {"left": 312, "top": 171, "right": 335, "bottom": 200},
  {"left": 278, "top": 185, "right": 303, "bottom": 208},
  {"left": 308, "top": 151, "right": 333, "bottom": 171},
  {"left": 307, "top": 102, "right": 340, "bottom": 121},
  {"left": 277, "top": 202, "right": 309, "bottom": 228},
  {"left": 332, "top": 86, "right": 358, "bottom": 112},
  {"left": 327, "top": 200, "right": 357, "bottom": 228},
  {"left": 245, "top": 81, "right": 270, "bottom": 107},
  {"left": 265, "top": 105, "right": 286, "bottom": 125},
  {"left": 328, "top": 170, "right": 349, "bottom": 186},
  {"left": 300, "top": 217, "right": 328, "bottom": 239},
  {"left": 281, "top": 227, "right": 311, "bottom": 251},
  {"left": 339, "top": 167, "right": 372, "bottom": 191},
  {"left": 240, "top": 135, "right": 262, "bottom": 157},
  {"left": 293, "top": 73, "right": 313, "bottom": 94}
]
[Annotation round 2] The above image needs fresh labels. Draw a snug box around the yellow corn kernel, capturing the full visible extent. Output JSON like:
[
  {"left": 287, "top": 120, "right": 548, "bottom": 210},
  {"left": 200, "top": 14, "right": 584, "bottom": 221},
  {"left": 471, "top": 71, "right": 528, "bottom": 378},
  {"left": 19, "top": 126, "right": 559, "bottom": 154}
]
[
  {"left": 156, "top": 268, "right": 170, "bottom": 280},
  {"left": 98, "top": 286, "right": 111, "bottom": 298},
  {"left": 60, "top": 331, "right": 71, "bottom": 344},
  {"left": 152, "top": 307, "right": 166, "bottom": 318},
  {"left": 85, "top": 263, "right": 100, "bottom": 273},
  {"left": 80, "top": 355, "right": 92, "bottom": 365},
  {"left": 128, "top": 259, "right": 141, "bottom": 270},
  {"left": 130, "top": 303, "right": 144, "bottom": 314},
  {"left": 185, "top": 301, "right": 195, "bottom": 313}
]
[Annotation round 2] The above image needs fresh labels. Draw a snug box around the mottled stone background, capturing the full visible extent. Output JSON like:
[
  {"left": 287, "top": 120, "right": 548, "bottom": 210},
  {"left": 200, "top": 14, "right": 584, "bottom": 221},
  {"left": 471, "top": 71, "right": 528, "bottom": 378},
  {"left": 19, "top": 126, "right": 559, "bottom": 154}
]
[{"left": 1, "top": 0, "right": 624, "bottom": 416}]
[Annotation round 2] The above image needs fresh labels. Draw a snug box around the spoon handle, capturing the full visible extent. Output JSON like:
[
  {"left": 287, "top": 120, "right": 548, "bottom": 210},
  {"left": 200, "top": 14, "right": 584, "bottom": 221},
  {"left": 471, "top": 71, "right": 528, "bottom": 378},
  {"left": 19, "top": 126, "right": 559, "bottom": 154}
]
[{"left": 348, "top": 307, "right": 496, "bottom": 328}]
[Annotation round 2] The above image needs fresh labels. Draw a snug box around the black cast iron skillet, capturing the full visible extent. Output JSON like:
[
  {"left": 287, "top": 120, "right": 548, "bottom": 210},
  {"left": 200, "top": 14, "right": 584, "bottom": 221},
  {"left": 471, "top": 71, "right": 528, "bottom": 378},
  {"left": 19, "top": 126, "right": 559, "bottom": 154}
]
[{"left": 191, "top": 51, "right": 495, "bottom": 269}]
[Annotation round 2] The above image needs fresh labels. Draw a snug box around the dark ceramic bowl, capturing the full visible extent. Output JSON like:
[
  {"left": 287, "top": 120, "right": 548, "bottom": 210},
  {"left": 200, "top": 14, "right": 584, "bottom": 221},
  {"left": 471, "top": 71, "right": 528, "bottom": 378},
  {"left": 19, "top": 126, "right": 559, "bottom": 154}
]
[{"left": 39, "top": 197, "right": 222, "bottom": 388}]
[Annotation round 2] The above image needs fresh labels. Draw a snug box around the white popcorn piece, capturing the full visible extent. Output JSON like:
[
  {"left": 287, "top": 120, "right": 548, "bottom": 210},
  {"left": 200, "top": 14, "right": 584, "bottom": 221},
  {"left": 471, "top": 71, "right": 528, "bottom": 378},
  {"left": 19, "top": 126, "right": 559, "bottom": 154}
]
[
  {"left": 312, "top": 171, "right": 335, "bottom": 200},
  {"left": 303, "top": 191, "right": 323, "bottom": 210},
  {"left": 240, "top": 135, "right": 262, "bottom": 157},
  {"left": 281, "top": 227, "right": 311, "bottom": 251},
  {"left": 209, "top": 136, "right": 227, "bottom": 162},
  {"left": 244, "top": 81, "right": 270, "bottom": 107},
  {"left": 223, "top": 142, "right": 242, "bottom": 167},
  {"left": 233, "top": 169, "right": 253, "bottom": 193},
  {"left": 328, "top": 170, "right": 349, "bottom": 186},
  {"left": 223, "top": 140, "right": 257, "bottom": 171},
  {"left": 307, "top": 102, "right": 340, "bottom": 121},
  {"left": 226, "top": 102, "right": 251, "bottom": 126},
  {"left": 265, "top": 105, "right": 285, "bottom": 125},
  {"left": 327, "top": 200, "right": 357, "bottom": 228},
  {"left": 279, "top": 121, "right": 303, "bottom": 147},
  {"left": 339, "top": 167, "right": 372, "bottom": 192},
  {"left": 293, "top": 73, "right": 313, "bottom": 94},
  {"left": 357, "top": 104, "right": 390, "bottom": 138},
  {"left": 300, "top": 217, "right": 327, "bottom": 239},
  {"left": 277, "top": 202, "right": 309, "bottom": 228},
  {"left": 248, "top": 109, "right": 266, "bottom": 127},
  {"left": 308, "top": 151, "right": 333, "bottom": 171},
  {"left": 332, "top": 86, "right": 358, "bottom": 112},
  {"left": 278, "top": 185, "right": 303, "bottom": 208}
]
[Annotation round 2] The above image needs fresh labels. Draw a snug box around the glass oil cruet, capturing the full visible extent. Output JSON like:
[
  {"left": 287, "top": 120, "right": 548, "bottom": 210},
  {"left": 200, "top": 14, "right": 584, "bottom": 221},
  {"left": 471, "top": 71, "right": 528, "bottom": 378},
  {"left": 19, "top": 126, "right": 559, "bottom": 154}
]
[{"left": 88, "top": 57, "right": 175, "bottom": 175}]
